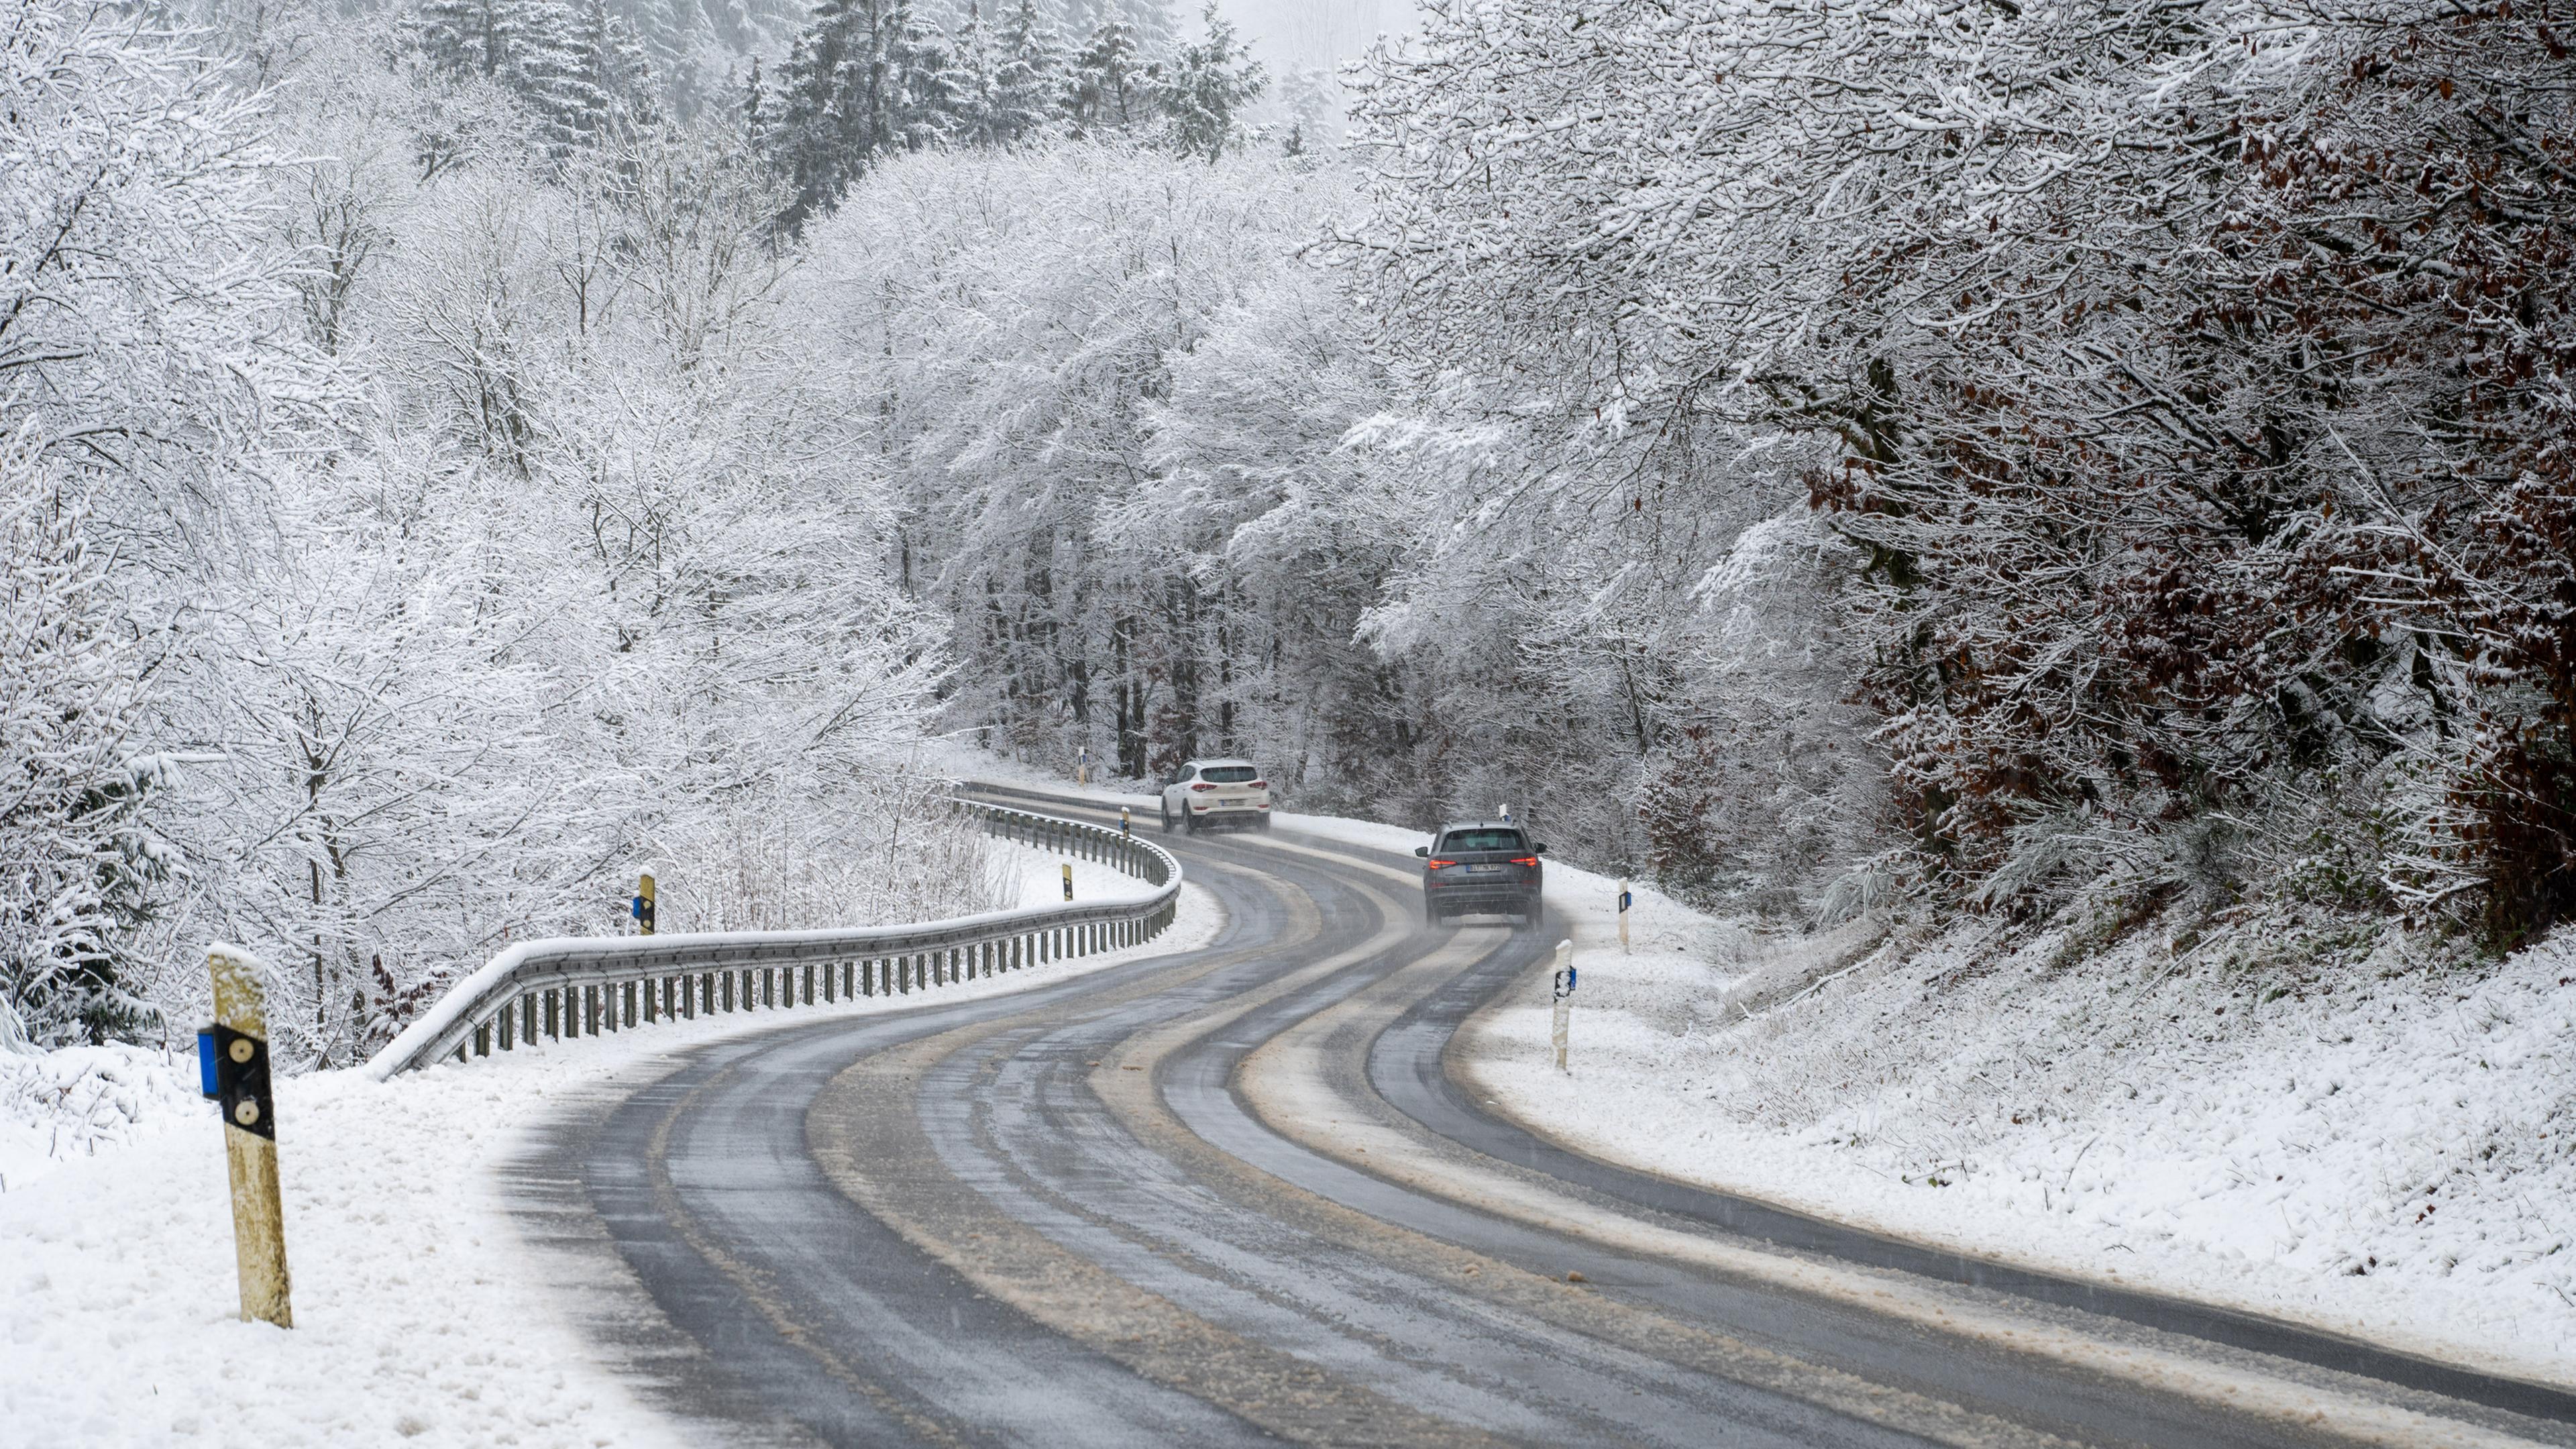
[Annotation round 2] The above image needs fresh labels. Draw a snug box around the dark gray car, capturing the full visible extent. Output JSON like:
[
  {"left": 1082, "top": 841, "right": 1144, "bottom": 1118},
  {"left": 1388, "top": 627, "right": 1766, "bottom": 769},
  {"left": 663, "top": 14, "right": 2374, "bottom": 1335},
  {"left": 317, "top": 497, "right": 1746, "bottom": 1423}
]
[{"left": 1415, "top": 821, "right": 1547, "bottom": 928}]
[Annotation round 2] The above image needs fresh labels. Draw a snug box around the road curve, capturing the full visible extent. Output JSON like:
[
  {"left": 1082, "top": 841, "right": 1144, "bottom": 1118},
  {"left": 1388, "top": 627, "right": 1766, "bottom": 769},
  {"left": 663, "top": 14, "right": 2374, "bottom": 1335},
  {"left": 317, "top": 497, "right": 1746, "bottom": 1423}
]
[{"left": 518, "top": 785, "right": 2576, "bottom": 1449}]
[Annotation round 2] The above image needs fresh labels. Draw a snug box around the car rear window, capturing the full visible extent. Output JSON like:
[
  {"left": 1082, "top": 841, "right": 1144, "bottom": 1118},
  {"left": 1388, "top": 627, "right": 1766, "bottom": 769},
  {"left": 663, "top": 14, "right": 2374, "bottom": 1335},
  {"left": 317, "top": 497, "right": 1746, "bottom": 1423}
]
[
  {"left": 1200, "top": 765, "right": 1259, "bottom": 784},
  {"left": 1440, "top": 828, "right": 1525, "bottom": 853}
]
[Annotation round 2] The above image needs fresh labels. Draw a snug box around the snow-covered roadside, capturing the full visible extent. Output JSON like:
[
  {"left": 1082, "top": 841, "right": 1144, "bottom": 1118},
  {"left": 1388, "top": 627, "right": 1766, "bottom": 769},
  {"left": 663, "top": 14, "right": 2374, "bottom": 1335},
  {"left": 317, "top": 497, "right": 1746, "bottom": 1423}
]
[
  {"left": 1461, "top": 885, "right": 2576, "bottom": 1390},
  {"left": 912, "top": 736, "right": 1159, "bottom": 812},
  {"left": 811, "top": 746, "right": 2576, "bottom": 1388},
  {"left": 0, "top": 840, "right": 1219, "bottom": 1449},
  {"left": 2, "top": 1043, "right": 205, "bottom": 1196}
]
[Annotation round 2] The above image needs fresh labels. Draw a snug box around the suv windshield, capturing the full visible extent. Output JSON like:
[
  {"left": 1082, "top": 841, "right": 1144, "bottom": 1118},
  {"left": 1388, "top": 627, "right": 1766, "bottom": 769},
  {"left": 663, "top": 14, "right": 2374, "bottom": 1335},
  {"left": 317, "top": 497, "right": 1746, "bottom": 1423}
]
[
  {"left": 1440, "top": 828, "right": 1525, "bottom": 853},
  {"left": 1200, "top": 765, "right": 1258, "bottom": 784}
]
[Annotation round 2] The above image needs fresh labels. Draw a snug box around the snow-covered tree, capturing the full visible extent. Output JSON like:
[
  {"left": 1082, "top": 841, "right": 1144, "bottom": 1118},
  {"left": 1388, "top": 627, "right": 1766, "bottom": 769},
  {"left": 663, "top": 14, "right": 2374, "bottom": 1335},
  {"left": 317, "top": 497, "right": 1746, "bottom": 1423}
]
[
  {"left": 767, "top": 0, "right": 920, "bottom": 229},
  {"left": 1153, "top": 2, "right": 1263, "bottom": 162},
  {"left": 992, "top": 0, "right": 1064, "bottom": 140},
  {"left": 1064, "top": 9, "right": 1146, "bottom": 131},
  {"left": 1338, "top": 0, "right": 2576, "bottom": 930},
  {"left": 0, "top": 434, "right": 165, "bottom": 1046}
]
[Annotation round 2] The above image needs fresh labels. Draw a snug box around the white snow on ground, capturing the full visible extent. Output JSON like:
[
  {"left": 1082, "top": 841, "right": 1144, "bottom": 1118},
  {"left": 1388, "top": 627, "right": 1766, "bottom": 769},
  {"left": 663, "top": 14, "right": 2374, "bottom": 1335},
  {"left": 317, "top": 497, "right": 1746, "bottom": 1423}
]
[
  {"left": 0, "top": 838, "right": 1220, "bottom": 1449},
  {"left": 1, "top": 1042, "right": 203, "bottom": 1195},
  {"left": 1462, "top": 886, "right": 2576, "bottom": 1391}
]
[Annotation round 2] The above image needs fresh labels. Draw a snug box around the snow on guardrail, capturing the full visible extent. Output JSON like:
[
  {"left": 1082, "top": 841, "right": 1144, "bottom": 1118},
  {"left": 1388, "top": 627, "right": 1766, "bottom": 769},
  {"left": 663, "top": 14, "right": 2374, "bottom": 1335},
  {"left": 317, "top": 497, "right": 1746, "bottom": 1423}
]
[{"left": 366, "top": 802, "right": 1179, "bottom": 1079}]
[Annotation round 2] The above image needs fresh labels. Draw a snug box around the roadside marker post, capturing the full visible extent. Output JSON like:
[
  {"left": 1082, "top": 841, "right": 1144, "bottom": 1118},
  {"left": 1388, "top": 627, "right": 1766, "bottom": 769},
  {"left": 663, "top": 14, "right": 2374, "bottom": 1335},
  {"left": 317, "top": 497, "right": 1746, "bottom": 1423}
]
[
  {"left": 1062, "top": 863, "right": 1074, "bottom": 902},
  {"left": 632, "top": 872, "right": 656, "bottom": 936},
  {"left": 1077, "top": 745, "right": 1091, "bottom": 786},
  {"left": 201, "top": 945, "right": 292, "bottom": 1328},
  {"left": 1121, "top": 807, "right": 1132, "bottom": 837},
  {"left": 1618, "top": 880, "right": 1631, "bottom": 954},
  {"left": 1550, "top": 940, "right": 1576, "bottom": 1075}
]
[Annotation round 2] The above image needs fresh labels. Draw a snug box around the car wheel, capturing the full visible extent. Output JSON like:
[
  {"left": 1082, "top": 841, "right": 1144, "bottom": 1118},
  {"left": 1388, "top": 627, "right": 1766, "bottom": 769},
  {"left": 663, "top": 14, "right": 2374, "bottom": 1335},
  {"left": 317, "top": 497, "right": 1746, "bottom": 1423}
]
[
  {"left": 1183, "top": 811, "right": 1199, "bottom": 835},
  {"left": 1423, "top": 898, "right": 1442, "bottom": 926},
  {"left": 1160, "top": 805, "right": 1174, "bottom": 833},
  {"left": 1257, "top": 815, "right": 1274, "bottom": 832},
  {"left": 1523, "top": 901, "right": 1546, "bottom": 931}
]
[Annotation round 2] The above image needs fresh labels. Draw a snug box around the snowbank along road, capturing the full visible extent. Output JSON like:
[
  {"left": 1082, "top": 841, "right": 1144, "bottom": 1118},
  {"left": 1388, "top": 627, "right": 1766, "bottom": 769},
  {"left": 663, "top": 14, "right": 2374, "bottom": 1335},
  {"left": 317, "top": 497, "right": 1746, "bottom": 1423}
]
[{"left": 524, "top": 784, "right": 2576, "bottom": 1449}]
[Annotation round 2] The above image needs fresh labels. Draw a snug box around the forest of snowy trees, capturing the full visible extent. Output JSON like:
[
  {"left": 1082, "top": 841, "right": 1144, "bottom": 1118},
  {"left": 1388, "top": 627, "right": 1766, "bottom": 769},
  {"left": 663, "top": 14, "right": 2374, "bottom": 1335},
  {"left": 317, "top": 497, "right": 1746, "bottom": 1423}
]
[{"left": 5, "top": 0, "right": 2571, "bottom": 1059}]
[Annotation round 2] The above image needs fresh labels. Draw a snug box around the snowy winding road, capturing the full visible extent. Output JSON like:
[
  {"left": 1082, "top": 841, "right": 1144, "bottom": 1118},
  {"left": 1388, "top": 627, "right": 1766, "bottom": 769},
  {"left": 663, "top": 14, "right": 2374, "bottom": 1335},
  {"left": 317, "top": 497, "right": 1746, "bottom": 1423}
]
[{"left": 521, "top": 786, "right": 2576, "bottom": 1449}]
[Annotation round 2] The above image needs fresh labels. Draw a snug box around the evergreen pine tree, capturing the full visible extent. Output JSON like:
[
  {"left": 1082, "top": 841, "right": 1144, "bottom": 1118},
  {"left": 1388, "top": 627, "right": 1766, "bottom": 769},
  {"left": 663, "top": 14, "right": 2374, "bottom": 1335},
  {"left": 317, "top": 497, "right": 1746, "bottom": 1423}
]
[
  {"left": 945, "top": 5, "right": 1008, "bottom": 148},
  {"left": 767, "top": 0, "right": 911, "bottom": 229},
  {"left": 887, "top": 6, "right": 959, "bottom": 150},
  {"left": 1066, "top": 6, "right": 1142, "bottom": 133},
  {"left": 1154, "top": 1, "right": 1262, "bottom": 162},
  {"left": 401, "top": 0, "right": 655, "bottom": 160},
  {"left": 992, "top": 0, "right": 1061, "bottom": 140},
  {"left": 403, "top": 0, "right": 543, "bottom": 83},
  {"left": 563, "top": 0, "right": 657, "bottom": 150}
]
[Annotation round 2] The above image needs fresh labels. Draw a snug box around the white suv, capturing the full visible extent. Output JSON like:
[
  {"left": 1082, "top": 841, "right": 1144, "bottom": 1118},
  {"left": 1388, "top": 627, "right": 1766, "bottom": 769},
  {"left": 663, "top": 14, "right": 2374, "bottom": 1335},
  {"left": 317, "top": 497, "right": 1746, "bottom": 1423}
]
[{"left": 1159, "top": 759, "right": 1273, "bottom": 833}]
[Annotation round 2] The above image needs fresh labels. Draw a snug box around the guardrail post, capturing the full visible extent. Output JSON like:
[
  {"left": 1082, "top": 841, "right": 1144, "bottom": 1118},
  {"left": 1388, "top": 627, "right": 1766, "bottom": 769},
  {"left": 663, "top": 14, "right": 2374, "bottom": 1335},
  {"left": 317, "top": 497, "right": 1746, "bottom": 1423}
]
[{"left": 206, "top": 945, "right": 292, "bottom": 1328}]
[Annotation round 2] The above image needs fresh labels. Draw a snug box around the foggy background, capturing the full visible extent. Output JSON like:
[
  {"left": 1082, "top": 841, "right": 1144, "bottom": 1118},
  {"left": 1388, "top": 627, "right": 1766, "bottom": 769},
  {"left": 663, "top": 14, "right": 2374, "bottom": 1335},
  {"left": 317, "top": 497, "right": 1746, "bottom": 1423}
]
[{"left": 1216, "top": 0, "right": 1407, "bottom": 82}]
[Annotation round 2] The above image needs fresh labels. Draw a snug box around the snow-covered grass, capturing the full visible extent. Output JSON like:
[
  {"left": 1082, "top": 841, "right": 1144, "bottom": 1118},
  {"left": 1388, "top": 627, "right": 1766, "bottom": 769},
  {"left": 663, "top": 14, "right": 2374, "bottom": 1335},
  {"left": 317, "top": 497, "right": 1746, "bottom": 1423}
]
[
  {"left": 1, "top": 1043, "right": 203, "bottom": 1196},
  {"left": 1462, "top": 890, "right": 2576, "bottom": 1390},
  {"left": 0, "top": 839, "right": 1220, "bottom": 1449}
]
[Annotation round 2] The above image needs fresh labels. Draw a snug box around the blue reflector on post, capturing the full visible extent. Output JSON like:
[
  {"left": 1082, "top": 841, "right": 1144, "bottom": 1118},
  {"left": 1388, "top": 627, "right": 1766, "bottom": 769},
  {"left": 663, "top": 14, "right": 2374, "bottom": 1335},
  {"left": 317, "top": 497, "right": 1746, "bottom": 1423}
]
[{"left": 197, "top": 1030, "right": 219, "bottom": 1098}]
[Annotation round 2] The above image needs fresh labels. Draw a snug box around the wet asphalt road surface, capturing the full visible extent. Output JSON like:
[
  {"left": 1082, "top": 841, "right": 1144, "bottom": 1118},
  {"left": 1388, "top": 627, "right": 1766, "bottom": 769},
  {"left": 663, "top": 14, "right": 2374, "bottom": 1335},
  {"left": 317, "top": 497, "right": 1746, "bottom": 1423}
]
[{"left": 520, "top": 787, "right": 2576, "bottom": 1449}]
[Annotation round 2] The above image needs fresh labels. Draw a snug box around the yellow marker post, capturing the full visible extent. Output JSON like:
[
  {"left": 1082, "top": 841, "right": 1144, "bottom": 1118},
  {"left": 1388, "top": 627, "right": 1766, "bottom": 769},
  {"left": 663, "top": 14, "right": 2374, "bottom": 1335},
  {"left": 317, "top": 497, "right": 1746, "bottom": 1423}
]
[
  {"left": 206, "top": 945, "right": 292, "bottom": 1328},
  {"left": 1062, "top": 863, "right": 1074, "bottom": 902},
  {"left": 635, "top": 872, "right": 656, "bottom": 935}
]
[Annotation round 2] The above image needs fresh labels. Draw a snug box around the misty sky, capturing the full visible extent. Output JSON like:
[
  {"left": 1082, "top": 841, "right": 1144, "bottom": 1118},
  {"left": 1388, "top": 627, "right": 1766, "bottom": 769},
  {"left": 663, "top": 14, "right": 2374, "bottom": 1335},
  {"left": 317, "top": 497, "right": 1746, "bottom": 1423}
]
[{"left": 1214, "top": 0, "right": 1411, "bottom": 78}]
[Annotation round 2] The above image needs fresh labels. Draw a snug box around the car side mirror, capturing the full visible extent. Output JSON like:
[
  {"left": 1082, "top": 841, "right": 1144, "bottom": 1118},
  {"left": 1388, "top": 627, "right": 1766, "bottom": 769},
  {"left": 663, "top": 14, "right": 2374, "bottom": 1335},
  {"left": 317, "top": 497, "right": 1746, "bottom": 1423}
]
[
  {"left": 1536, "top": 843, "right": 1550, "bottom": 855},
  {"left": 1413, "top": 846, "right": 1430, "bottom": 858}
]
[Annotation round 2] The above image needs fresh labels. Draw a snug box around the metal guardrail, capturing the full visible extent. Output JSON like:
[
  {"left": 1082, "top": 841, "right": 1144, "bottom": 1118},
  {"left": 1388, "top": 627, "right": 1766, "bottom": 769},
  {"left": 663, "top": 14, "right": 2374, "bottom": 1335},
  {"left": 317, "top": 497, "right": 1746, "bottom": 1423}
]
[{"left": 366, "top": 802, "right": 1179, "bottom": 1079}]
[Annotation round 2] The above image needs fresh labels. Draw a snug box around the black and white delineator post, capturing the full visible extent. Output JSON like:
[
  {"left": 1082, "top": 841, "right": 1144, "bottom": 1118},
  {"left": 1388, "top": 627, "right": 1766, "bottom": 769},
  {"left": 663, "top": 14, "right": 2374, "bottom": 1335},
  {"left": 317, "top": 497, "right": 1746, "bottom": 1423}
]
[
  {"left": 1550, "top": 940, "right": 1576, "bottom": 1074},
  {"left": 1618, "top": 880, "right": 1631, "bottom": 954},
  {"left": 200, "top": 945, "right": 292, "bottom": 1328}
]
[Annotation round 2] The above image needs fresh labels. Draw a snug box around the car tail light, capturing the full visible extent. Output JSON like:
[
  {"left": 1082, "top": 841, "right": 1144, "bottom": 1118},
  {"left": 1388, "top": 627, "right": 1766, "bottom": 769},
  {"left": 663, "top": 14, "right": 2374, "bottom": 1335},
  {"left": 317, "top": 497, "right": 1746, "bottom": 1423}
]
[
  {"left": 1510, "top": 857, "right": 1538, "bottom": 867},
  {"left": 1426, "top": 858, "right": 1456, "bottom": 870},
  {"left": 1190, "top": 782, "right": 1216, "bottom": 792},
  {"left": 1248, "top": 780, "right": 1267, "bottom": 791}
]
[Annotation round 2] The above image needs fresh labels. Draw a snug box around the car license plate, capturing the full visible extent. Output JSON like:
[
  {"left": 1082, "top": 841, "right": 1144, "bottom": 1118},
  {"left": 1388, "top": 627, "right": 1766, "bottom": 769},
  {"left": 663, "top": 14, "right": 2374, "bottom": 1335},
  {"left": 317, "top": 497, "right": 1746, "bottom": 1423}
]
[
  {"left": 1222, "top": 796, "right": 1246, "bottom": 806},
  {"left": 1467, "top": 863, "right": 1501, "bottom": 874}
]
